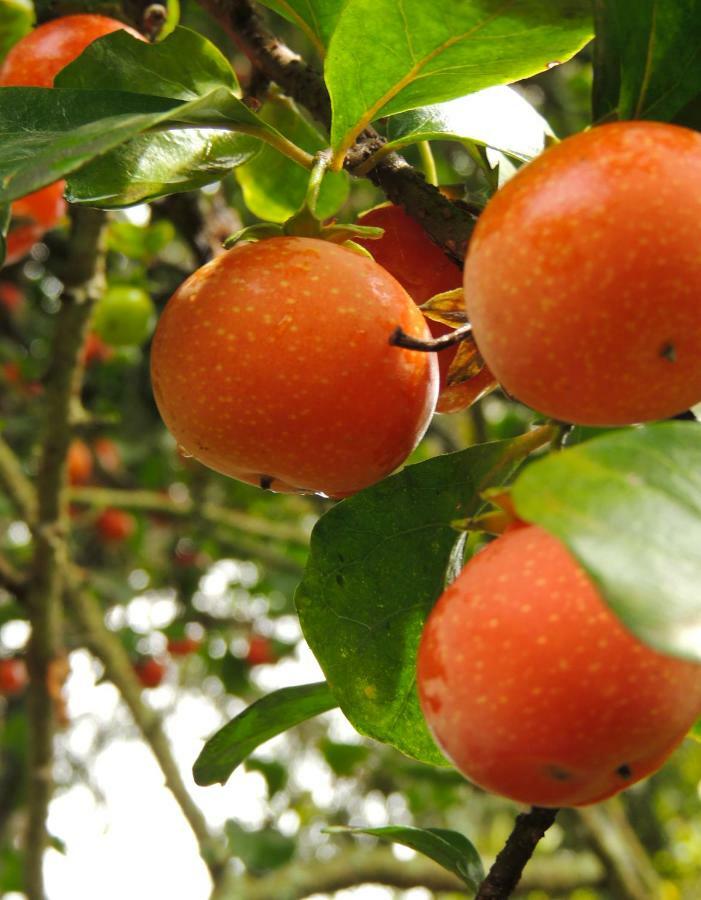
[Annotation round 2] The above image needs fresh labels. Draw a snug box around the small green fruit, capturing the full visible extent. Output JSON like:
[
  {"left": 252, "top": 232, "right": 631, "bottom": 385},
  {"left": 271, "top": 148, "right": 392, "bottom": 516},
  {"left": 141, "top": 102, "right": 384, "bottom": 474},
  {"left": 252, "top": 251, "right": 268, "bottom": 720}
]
[{"left": 93, "top": 285, "right": 155, "bottom": 347}]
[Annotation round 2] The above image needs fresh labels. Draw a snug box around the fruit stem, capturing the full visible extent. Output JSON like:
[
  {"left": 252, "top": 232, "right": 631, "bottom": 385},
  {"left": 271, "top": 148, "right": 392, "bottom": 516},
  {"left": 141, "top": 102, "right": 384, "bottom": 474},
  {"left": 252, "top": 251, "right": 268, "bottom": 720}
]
[
  {"left": 417, "top": 140, "right": 438, "bottom": 186},
  {"left": 475, "top": 807, "right": 559, "bottom": 899},
  {"left": 389, "top": 322, "right": 472, "bottom": 352}
]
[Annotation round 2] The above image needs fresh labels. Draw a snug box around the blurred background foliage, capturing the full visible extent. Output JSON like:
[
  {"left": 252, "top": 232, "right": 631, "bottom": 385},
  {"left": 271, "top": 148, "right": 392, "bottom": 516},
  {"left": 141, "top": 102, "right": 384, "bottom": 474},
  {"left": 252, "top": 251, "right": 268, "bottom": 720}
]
[{"left": 1, "top": 2, "right": 700, "bottom": 898}]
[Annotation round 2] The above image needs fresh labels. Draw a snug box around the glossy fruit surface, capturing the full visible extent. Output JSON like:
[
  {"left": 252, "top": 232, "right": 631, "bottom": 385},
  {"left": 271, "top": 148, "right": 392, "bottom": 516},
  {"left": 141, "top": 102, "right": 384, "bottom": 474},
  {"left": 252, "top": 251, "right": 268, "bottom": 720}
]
[
  {"left": 0, "top": 658, "right": 28, "bottom": 696},
  {"left": 417, "top": 523, "right": 701, "bottom": 807},
  {"left": 96, "top": 508, "right": 135, "bottom": 542},
  {"left": 464, "top": 121, "right": 701, "bottom": 425},
  {"left": 134, "top": 657, "right": 165, "bottom": 689},
  {"left": 151, "top": 236, "right": 437, "bottom": 496},
  {"left": 1, "top": 15, "right": 142, "bottom": 266},
  {"left": 67, "top": 439, "right": 93, "bottom": 486},
  {"left": 356, "top": 205, "right": 471, "bottom": 411},
  {"left": 93, "top": 285, "right": 155, "bottom": 347}
]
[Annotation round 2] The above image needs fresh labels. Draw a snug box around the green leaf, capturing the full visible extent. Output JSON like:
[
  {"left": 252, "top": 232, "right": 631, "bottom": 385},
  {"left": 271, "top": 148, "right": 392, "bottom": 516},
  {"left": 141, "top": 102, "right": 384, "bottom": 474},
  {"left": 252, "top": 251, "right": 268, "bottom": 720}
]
[
  {"left": 55, "top": 26, "right": 240, "bottom": 97},
  {"left": 236, "top": 95, "right": 348, "bottom": 222},
  {"left": 226, "top": 821, "right": 296, "bottom": 874},
  {"left": 0, "top": 0, "right": 33, "bottom": 64},
  {"left": 296, "top": 434, "right": 542, "bottom": 765},
  {"left": 326, "top": 0, "right": 592, "bottom": 162},
  {"left": 511, "top": 423, "right": 701, "bottom": 661},
  {"left": 383, "top": 85, "right": 553, "bottom": 164},
  {"left": 66, "top": 128, "right": 259, "bottom": 207},
  {"left": 256, "top": 0, "right": 345, "bottom": 56},
  {"left": 592, "top": 0, "right": 701, "bottom": 122},
  {"left": 193, "top": 682, "right": 338, "bottom": 786},
  {"left": 327, "top": 825, "right": 484, "bottom": 890}
]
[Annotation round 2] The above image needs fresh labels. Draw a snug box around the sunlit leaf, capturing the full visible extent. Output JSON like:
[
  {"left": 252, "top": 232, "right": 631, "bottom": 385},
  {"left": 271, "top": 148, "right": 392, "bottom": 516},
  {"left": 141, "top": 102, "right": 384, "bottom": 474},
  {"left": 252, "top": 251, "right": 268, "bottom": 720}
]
[{"left": 326, "top": 0, "right": 592, "bottom": 162}]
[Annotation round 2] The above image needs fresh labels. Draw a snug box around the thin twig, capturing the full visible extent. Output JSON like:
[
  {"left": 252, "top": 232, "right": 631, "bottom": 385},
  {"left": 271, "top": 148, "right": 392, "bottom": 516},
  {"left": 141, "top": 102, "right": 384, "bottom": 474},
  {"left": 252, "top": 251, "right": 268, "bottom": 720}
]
[
  {"left": 476, "top": 807, "right": 559, "bottom": 899},
  {"left": 389, "top": 322, "right": 473, "bottom": 352}
]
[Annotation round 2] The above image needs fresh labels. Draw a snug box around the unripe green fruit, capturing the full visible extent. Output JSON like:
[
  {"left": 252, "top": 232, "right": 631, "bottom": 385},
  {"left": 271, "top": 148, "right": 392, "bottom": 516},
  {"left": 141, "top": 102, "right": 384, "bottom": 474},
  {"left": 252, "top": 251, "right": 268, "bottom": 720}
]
[{"left": 93, "top": 285, "right": 155, "bottom": 347}]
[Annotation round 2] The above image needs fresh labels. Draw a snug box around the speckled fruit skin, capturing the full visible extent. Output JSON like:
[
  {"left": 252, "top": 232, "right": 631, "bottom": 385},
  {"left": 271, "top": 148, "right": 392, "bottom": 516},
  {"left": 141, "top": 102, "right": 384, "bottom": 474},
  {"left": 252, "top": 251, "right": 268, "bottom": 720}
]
[
  {"left": 1, "top": 15, "right": 142, "bottom": 266},
  {"left": 417, "top": 524, "right": 701, "bottom": 807},
  {"left": 150, "top": 236, "right": 438, "bottom": 496},
  {"left": 356, "top": 205, "right": 473, "bottom": 412},
  {"left": 464, "top": 121, "right": 701, "bottom": 425}
]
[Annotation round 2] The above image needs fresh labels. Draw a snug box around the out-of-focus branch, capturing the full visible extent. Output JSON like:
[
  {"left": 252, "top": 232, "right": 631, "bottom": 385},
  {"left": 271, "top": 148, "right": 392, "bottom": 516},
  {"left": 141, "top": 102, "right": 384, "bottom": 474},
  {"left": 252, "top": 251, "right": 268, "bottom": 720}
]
[
  {"left": 577, "top": 797, "right": 661, "bottom": 900},
  {"left": 0, "top": 551, "right": 25, "bottom": 599},
  {"left": 0, "top": 435, "right": 37, "bottom": 523},
  {"left": 24, "top": 206, "right": 106, "bottom": 900},
  {"left": 68, "top": 484, "right": 311, "bottom": 545},
  {"left": 218, "top": 844, "right": 605, "bottom": 899},
  {"left": 64, "top": 577, "right": 229, "bottom": 891},
  {"left": 476, "top": 806, "right": 558, "bottom": 899},
  {"left": 197, "top": 0, "right": 476, "bottom": 264}
]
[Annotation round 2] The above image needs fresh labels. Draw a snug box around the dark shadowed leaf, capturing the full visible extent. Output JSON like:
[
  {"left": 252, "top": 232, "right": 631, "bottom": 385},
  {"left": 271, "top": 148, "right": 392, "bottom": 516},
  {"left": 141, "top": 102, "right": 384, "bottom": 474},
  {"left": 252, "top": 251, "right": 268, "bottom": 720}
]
[
  {"left": 326, "top": 0, "right": 592, "bottom": 161},
  {"left": 296, "top": 433, "right": 546, "bottom": 764},
  {"left": 512, "top": 423, "right": 701, "bottom": 661},
  {"left": 193, "top": 682, "right": 338, "bottom": 786},
  {"left": 592, "top": 1, "right": 701, "bottom": 122},
  {"left": 327, "top": 824, "right": 484, "bottom": 889}
]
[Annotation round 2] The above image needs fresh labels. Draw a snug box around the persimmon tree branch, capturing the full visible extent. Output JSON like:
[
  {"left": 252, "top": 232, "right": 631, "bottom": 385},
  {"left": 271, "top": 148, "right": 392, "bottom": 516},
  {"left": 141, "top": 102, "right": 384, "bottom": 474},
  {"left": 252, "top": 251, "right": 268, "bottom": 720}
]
[
  {"left": 68, "top": 484, "right": 310, "bottom": 544},
  {"left": 64, "top": 577, "right": 229, "bottom": 891},
  {"left": 0, "top": 434, "right": 37, "bottom": 523},
  {"left": 196, "top": 0, "right": 476, "bottom": 263},
  {"left": 24, "top": 206, "right": 106, "bottom": 900},
  {"left": 475, "top": 806, "right": 559, "bottom": 899}
]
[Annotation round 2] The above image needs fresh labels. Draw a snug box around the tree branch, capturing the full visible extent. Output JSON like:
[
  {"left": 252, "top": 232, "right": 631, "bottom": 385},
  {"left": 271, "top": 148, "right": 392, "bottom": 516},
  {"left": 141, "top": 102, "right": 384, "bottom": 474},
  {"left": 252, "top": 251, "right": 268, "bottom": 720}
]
[
  {"left": 0, "top": 434, "right": 37, "bottom": 523},
  {"left": 24, "top": 206, "right": 107, "bottom": 900},
  {"left": 68, "top": 485, "right": 310, "bottom": 545},
  {"left": 197, "top": 0, "right": 476, "bottom": 263},
  {"left": 64, "top": 577, "right": 229, "bottom": 890},
  {"left": 476, "top": 806, "right": 559, "bottom": 899}
]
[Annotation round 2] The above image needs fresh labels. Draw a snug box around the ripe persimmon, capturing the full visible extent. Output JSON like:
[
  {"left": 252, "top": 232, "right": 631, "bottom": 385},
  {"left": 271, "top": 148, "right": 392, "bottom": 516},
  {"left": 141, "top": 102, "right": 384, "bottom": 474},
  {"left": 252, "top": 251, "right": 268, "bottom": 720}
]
[
  {"left": 464, "top": 121, "right": 701, "bottom": 424},
  {"left": 150, "top": 237, "right": 437, "bottom": 497},
  {"left": 418, "top": 523, "right": 701, "bottom": 807}
]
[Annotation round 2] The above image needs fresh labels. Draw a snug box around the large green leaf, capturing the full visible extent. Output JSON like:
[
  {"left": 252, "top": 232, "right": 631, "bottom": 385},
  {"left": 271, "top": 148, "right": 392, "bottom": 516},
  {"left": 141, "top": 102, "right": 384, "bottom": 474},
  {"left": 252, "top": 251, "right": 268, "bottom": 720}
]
[
  {"left": 326, "top": 0, "right": 592, "bottom": 162},
  {"left": 256, "top": 0, "right": 345, "bottom": 56},
  {"left": 193, "top": 682, "right": 338, "bottom": 786},
  {"left": 382, "top": 85, "right": 553, "bottom": 164},
  {"left": 512, "top": 423, "right": 701, "bottom": 661},
  {"left": 0, "top": 0, "right": 33, "bottom": 64},
  {"left": 236, "top": 95, "right": 348, "bottom": 222},
  {"left": 592, "top": 0, "right": 701, "bottom": 123},
  {"left": 67, "top": 128, "right": 259, "bottom": 207},
  {"left": 296, "top": 434, "right": 542, "bottom": 765},
  {"left": 327, "top": 825, "right": 484, "bottom": 890}
]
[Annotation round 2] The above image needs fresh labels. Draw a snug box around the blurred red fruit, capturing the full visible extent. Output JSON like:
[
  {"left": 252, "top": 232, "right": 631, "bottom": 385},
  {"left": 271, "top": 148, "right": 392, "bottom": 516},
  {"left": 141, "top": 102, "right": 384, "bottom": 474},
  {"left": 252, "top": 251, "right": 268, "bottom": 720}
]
[{"left": 96, "top": 508, "right": 135, "bottom": 543}]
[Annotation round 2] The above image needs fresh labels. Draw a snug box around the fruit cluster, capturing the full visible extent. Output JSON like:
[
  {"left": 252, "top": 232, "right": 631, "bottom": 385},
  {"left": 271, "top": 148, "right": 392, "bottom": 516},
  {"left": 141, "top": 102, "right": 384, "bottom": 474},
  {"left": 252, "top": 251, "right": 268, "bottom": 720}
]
[{"left": 416, "top": 120, "right": 701, "bottom": 807}]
